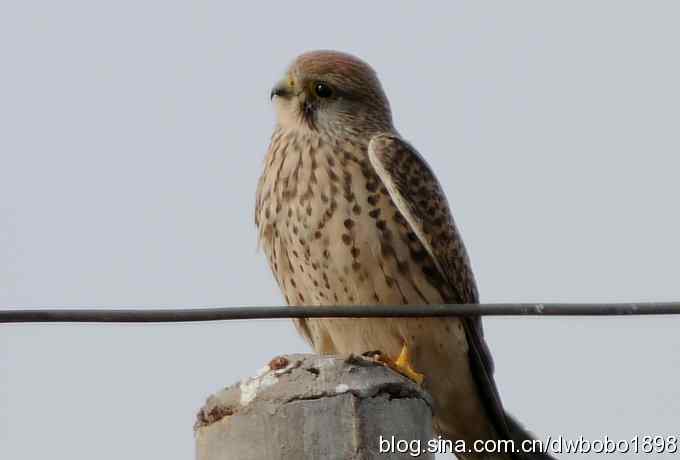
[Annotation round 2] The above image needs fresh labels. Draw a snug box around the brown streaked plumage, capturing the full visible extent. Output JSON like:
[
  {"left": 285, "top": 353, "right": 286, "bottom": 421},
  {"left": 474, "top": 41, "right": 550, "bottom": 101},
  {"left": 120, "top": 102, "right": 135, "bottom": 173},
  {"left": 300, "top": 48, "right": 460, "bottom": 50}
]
[{"left": 255, "top": 50, "right": 553, "bottom": 460}]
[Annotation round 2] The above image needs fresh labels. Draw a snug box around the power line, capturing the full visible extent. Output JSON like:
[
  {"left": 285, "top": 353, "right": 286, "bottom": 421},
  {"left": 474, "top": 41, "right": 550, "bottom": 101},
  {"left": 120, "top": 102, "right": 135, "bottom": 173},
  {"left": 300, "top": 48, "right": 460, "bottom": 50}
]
[{"left": 1, "top": 302, "right": 679, "bottom": 323}]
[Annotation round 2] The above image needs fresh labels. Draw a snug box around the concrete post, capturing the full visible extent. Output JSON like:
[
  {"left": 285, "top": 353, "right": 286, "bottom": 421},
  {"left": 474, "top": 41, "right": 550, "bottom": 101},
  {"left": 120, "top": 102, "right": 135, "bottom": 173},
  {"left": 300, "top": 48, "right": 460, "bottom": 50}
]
[{"left": 195, "top": 353, "right": 434, "bottom": 460}]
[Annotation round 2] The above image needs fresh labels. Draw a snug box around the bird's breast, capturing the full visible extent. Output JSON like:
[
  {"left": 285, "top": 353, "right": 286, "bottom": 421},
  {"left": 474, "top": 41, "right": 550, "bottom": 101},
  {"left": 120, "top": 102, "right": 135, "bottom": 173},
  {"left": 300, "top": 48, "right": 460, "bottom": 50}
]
[{"left": 256, "top": 129, "right": 449, "bottom": 309}]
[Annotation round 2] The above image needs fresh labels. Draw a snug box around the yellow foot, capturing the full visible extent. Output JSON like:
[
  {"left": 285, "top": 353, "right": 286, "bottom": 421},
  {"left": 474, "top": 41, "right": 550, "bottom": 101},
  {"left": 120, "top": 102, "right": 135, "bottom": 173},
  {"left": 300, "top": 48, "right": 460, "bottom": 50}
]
[
  {"left": 366, "top": 344, "right": 424, "bottom": 385},
  {"left": 393, "top": 343, "right": 424, "bottom": 385}
]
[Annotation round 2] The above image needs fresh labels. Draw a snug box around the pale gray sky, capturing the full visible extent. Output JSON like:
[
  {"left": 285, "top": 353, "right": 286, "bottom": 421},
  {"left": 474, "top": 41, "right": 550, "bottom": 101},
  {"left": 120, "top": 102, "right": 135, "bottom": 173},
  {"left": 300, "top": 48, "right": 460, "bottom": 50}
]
[{"left": 2, "top": 1, "right": 680, "bottom": 459}]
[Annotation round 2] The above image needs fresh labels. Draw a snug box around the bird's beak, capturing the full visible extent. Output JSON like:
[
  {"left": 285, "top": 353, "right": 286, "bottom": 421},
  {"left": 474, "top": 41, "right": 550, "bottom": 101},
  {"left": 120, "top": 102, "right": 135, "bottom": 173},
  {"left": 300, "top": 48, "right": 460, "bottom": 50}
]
[
  {"left": 271, "top": 75, "right": 299, "bottom": 101},
  {"left": 270, "top": 80, "right": 293, "bottom": 101}
]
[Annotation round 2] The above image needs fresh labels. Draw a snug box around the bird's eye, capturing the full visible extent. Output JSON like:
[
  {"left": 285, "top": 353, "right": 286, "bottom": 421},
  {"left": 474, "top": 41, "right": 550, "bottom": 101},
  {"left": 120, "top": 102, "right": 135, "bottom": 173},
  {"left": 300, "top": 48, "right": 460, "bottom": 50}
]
[{"left": 312, "top": 82, "right": 334, "bottom": 98}]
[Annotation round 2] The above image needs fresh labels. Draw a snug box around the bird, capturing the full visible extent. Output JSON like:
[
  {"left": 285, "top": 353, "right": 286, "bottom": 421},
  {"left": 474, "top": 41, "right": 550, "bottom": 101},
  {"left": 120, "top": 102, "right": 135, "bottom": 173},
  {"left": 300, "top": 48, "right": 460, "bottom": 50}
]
[{"left": 255, "top": 50, "right": 554, "bottom": 460}]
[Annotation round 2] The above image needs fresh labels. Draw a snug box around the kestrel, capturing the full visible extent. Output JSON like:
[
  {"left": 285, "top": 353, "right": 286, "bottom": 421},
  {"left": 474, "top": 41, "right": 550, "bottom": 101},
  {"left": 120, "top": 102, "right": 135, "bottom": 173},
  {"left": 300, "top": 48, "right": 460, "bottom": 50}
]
[{"left": 255, "top": 50, "right": 552, "bottom": 460}]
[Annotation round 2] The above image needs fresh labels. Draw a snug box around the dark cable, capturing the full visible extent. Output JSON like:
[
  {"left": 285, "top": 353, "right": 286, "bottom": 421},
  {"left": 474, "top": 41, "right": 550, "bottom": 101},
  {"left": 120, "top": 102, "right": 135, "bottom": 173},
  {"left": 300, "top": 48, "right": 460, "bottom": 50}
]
[{"left": 1, "top": 302, "right": 679, "bottom": 323}]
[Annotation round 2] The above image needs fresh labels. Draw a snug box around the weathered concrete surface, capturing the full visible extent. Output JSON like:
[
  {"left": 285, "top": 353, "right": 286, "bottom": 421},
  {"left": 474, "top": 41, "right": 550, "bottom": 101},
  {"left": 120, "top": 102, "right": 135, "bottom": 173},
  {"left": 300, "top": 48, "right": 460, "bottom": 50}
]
[{"left": 195, "top": 353, "right": 434, "bottom": 460}]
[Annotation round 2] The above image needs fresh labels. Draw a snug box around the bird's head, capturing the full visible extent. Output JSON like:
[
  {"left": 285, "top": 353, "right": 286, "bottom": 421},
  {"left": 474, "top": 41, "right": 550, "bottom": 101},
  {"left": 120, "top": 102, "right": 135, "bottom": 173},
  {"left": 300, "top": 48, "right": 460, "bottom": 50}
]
[{"left": 270, "top": 50, "right": 393, "bottom": 136}]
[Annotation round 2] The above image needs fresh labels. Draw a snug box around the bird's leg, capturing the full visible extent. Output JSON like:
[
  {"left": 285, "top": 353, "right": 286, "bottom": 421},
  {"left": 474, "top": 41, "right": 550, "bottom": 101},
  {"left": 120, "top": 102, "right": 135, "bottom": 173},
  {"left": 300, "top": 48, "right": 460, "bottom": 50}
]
[
  {"left": 363, "top": 344, "right": 424, "bottom": 385},
  {"left": 392, "top": 342, "right": 424, "bottom": 384}
]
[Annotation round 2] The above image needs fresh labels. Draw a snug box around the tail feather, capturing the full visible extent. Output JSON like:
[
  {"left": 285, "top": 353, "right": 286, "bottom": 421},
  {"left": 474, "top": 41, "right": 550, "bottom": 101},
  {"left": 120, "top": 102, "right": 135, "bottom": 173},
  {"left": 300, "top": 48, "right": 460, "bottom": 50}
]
[{"left": 504, "top": 413, "right": 556, "bottom": 460}]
